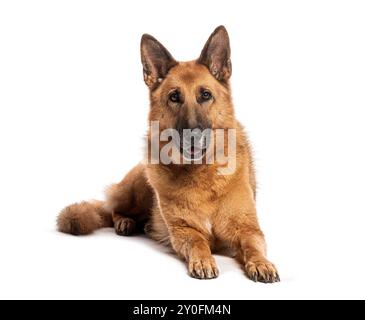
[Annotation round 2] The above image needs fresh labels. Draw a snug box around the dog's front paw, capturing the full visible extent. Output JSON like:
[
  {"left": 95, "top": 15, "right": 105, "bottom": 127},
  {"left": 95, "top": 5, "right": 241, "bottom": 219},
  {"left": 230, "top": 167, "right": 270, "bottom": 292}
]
[
  {"left": 245, "top": 259, "right": 280, "bottom": 283},
  {"left": 188, "top": 257, "right": 219, "bottom": 280},
  {"left": 115, "top": 217, "right": 136, "bottom": 236}
]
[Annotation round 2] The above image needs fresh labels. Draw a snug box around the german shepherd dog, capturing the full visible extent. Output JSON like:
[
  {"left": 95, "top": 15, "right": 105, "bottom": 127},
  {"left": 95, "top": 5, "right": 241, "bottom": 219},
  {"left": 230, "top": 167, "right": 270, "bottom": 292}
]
[{"left": 57, "top": 26, "right": 280, "bottom": 282}]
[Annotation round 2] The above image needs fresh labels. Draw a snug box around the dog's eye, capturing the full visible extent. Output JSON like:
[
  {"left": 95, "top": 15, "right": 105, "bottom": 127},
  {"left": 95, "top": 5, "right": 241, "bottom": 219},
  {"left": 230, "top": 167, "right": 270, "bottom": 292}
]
[
  {"left": 200, "top": 89, "right": 212, "bottom": 101},
  {"left": 169, "top": 90, "right": 181, "bottom": 103}
]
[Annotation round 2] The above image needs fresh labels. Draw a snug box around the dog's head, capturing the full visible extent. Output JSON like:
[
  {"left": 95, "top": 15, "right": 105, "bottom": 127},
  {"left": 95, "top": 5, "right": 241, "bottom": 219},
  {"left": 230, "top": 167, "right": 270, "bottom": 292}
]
[{"left": 142, "top": 26, "right": 236, "bottom": 163}]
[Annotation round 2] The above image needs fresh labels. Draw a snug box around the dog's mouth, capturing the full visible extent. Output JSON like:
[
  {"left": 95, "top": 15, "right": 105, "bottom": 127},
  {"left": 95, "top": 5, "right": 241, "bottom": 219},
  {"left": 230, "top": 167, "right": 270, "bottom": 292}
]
[
  {"left": 179, "top": 133, "right": 211, "bottom": 161},
  {"left": 180, "top": 144, "right": 207, "bottom": 161},
  {"left": 171, "top": 129, "right": 211, "bottom": 162}
]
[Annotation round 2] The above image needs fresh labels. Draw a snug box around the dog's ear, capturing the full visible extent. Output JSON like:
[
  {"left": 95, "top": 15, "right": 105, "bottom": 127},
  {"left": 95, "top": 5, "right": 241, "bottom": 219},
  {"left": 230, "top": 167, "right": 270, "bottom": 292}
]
[
  {"left": 140, "top": 34, "right": 177, "bottom": 89},
  {"left": 198, "top": 26, "right": 232, "bottom": 82}
]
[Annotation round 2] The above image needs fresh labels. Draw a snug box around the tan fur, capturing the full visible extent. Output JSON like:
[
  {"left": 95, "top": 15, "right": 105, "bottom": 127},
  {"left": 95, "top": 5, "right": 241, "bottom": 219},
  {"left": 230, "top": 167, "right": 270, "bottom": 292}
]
[
  {"left": 57, "top": 26, "right": 279, "bottom": 282},
  {"left": 57, "top": 200, "right": 113, "bottom": 235}
]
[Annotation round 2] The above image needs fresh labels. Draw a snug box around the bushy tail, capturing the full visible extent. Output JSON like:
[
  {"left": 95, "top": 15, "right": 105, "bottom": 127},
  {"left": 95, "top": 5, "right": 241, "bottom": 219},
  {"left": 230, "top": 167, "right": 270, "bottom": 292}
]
[{"left": 57, "top": 200, "right": 113, "bottom": 235}]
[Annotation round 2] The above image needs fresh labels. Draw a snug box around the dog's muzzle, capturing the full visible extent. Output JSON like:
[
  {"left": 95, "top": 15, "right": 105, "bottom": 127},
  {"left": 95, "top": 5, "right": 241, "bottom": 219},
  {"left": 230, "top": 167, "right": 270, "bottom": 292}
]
[{"left": 174, "top": 128, "right": 211, "bottom": 161}]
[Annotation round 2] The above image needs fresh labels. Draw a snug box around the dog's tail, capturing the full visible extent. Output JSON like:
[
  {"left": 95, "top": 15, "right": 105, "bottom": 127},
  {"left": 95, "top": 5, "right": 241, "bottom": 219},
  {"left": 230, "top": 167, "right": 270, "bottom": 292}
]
[{"left": 57, "top": 200, "right": 113, "bottom": 235}]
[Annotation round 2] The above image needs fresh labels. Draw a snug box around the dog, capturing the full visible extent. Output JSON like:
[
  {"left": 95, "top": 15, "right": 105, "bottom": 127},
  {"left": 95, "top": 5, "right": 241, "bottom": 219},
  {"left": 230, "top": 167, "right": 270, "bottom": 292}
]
[{"left": 57, "top": 26, "right": 280, "bottom": 282}]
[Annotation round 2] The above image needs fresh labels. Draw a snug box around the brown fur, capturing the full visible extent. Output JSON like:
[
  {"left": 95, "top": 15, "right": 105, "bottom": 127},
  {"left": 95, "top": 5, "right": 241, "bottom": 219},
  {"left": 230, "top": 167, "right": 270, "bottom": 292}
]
[
  {"left": 57, "top": 26, "right": 279, "bottom": 282},
  {"left": 57, "top": 200, "right": 113, "bottom": 235}
]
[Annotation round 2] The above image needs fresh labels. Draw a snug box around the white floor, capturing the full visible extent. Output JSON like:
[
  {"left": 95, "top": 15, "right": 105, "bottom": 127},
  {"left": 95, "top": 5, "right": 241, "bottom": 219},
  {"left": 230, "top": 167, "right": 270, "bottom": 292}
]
[{"left": 0, "top": 199, "right": 364, "bottom": 300}]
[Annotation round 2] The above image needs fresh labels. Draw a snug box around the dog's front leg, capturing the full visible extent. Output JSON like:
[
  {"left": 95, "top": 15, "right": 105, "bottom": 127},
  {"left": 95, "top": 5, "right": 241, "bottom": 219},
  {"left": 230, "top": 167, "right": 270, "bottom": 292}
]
[
  {"left": 224, "top": 220, "right": 279, "bottom": 283},
  {"left": 235, "top": 223, "right": 280, "bottom": 283},
  {"left": 159, "top": 202, "right": 218, "bottom": 279},
  {"left": 215, "top": 183, "right": 280, "bottom": 283},
  {"left": 169, "top": 225, "right": 218, "bottom": 279}
]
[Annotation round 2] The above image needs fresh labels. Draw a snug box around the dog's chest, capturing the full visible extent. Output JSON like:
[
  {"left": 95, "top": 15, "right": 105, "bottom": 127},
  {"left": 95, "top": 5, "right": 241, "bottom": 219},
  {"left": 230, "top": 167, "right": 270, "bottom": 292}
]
[{"left": 204, "top": 218, "right": 213, "bottom": 234}]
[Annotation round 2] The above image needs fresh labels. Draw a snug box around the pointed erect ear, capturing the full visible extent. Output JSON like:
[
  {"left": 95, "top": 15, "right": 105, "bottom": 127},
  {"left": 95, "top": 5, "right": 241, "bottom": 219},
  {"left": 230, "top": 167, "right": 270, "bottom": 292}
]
[
  {"left": 198, "top": 26, "right": 232, "bottom": 82},
  {"left": 140, "top": 34, "right": 177, "bottom": 89}
]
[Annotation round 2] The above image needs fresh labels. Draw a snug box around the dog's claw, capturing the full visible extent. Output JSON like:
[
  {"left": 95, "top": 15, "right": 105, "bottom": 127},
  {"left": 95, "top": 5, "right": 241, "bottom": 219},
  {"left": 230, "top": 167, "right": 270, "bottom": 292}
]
[
  {"left": 188, "top": 257, "right": 219, "bottom": 280},
  {"left": 252, "top": 272, "right": 258, "bottom": 282},
  {"left": 245, "top": 259, "right": 279, "bottom": 284},
  {"left": 275, "top": 273, "right": 281, "bottom": 282}
]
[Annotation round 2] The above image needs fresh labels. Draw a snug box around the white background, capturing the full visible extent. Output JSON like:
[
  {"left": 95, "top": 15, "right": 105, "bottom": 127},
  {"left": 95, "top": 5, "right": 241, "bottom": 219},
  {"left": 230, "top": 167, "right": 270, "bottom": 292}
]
[{"left": 1, "top": 0, "right": 365, "bottom": 300}]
